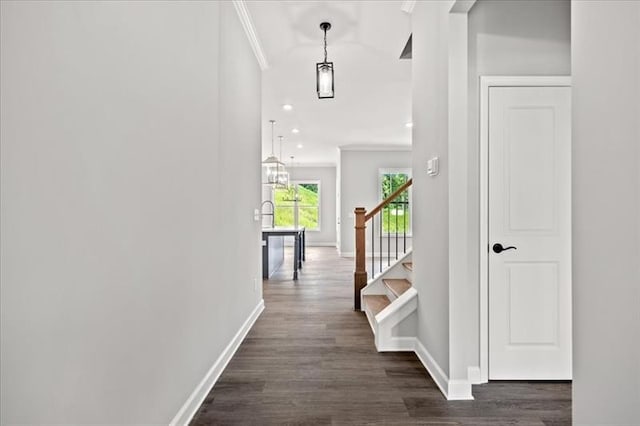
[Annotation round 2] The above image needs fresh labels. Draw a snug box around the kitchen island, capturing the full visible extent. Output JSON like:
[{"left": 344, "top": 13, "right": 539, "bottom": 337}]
[{"left": 261, "top": 227, "right": 305, "bottom": 280}]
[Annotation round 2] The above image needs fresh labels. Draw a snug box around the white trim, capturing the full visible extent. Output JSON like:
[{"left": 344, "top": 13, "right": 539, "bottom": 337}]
[
  {"left": 467, "top": 366, "right": 482, "bottom": 384},
  {"left": 364, "top": 287, "right": 418, "bottom": 351},
  {"left": 449, "top": 0, "right": 477, "bottom": 14},
  {"left": 414, "top": 340, "right": 473, "bottom": 400},
  {"left": 384, "top": 337, "right": 416, "bottom": 352},
  {"left": 414, "top": 339, "right": 449, "bottom": 398},
  {"left": 448, "top": 380, "right": 474, "bottom": 400},
  {"left": 415, "top": 339, "right": 449, "bottom": 399},
  {"left": 376, "top": 287, "right": 417, "bottom": 324},
  {"left": 339, "top": 144, "right": 412, "bottom": 152},
  {"left": 288, "top": 163, "right": 337, "bottom": 168},
  {"left": 307, "top": 242, "right": 337, "bottom": 247},
  {"left": 447, "top": 10, "right": 470, "bottom": 398},
  {"left": 400, "top": 0, "right": 416, "bottom": 14},
  {"left": 478, "top": 76, "right": 571, "bottom": 384},
  {"left": 170, "top": 300, "right": 265, "bottom": 426},
  {"left": 232, "top": 1, "right": 269, "bottom": 71}
]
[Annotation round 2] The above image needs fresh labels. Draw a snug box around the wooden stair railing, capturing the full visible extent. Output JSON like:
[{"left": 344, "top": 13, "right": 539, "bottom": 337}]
[{"left": 354, "top": 178, "right": 412, "bottom": 310}]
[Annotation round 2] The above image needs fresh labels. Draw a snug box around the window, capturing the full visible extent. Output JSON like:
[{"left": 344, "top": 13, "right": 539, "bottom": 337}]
[
  {"left": 379, "top": 169, "right": 411, "bottom": 234},
  {"left": 274, "top": 182, "right": 320, "bottom": 230}
]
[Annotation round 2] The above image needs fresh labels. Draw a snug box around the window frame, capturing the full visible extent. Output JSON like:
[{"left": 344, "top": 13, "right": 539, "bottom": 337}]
[
  {"left": 378, "top": 168, "right": 412, "bottom": 236},
  {"left": 273, "top": 180, "right": 321, "bottom": 231}
]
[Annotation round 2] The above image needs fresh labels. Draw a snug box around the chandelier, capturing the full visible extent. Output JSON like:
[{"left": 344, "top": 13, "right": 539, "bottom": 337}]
[{"left": 262, "top": 120, "right": 288, "bottom": 188}]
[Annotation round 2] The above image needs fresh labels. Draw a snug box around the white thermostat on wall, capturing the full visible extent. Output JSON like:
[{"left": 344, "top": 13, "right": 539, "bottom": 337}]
[{"left": 427, "top": 157, "right": 439, "bottom": 176}]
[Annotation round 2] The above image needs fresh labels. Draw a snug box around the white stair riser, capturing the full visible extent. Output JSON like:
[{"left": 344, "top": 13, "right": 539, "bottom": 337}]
[
  {"left": 360, "top": 251, "right": 415, "bottom": 353},
  {"left": 364, "top": 307, "right": 378, "bottom": 335},
  {"left": 369, "top": 288, "right": 418, "bottom": 352},
  {"left": 385, "top": 285, "right": 398, "bottom": 301}
]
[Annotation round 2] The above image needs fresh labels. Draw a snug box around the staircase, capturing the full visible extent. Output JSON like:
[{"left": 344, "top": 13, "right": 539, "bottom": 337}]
[
  {"left": 362, "top": 257, "right": 417, "bottom": 351},
  {"left": 353, "top": 179, "right": 417, "bottom": 352}
]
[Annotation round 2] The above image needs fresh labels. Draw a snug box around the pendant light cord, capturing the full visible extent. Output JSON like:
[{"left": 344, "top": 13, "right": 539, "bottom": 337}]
[
  {"left": 323, "top": 27, "right": 328, "bottom": 63},
  {"left": 270, "top": 120, "right": 275, "bottom": 156}
]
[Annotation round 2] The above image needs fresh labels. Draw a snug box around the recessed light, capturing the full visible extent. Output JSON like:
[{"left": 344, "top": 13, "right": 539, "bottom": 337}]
[
  {"left": 405, "top": 122, "right": 413, "bottom": 128},
  {"left": 282, "top": 104, "right": 293, "bottom": 111},
  {"left": 292, "top": 128, "right": 300, "bottom": 134},
  {"left": 297, "top": 144, "right": 303, "bottom": 149}
]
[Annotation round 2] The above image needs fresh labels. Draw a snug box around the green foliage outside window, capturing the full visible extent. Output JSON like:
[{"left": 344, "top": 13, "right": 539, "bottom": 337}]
[
  {"left": 274, "top": 183, "right": 319, "bottom": 230},
  {"left": 381, "top": 173, "right": 410, "bottom": 233}
]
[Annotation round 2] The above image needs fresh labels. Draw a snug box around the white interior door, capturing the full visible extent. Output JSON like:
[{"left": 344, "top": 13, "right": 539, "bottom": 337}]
[{"left": 488, "top": 86, "right": 572, "bottom": 380}]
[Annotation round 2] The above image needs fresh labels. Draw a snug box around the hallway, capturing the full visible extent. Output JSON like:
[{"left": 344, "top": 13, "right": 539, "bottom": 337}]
[{"left": 191, "top": 247, "right": 570, "bottom": 425}]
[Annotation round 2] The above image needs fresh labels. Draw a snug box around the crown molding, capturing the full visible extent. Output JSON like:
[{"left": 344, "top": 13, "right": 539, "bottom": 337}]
[
  {"left": 449, "top": 0, "right": 477, "bottom": 14},
  {"left": 288, "top": 163, "right": 337, "bottom": 168},
  {"left": 232, "top": 0, "right": 269, "bottom": 70},
  {"left": 339, "top": 144, "right": 412, "bottom": 152},
  {"left": 400, "top": 0, "right": 416, "bottom": 14}
]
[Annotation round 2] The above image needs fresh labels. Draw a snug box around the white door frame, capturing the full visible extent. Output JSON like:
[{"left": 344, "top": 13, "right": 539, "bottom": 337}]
[{"left": 479, "top": 76, "right": 572, "bottom": 383}]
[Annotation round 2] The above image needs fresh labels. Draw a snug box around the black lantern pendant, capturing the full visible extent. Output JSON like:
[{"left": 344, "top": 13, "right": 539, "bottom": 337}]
[{"left": 316, "top": 22, "right": 334, "bottom": 99}]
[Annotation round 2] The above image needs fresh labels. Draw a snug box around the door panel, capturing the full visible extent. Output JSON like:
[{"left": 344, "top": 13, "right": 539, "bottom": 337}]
[
  {"left": 507, "top": 262, "right": 559, "bottom": 345},
  {"left": 488, "top": 86, "right": 571, "bottom": 380},
  {"left": 506, "top": 107, "right": 557, "bottom": 232}
]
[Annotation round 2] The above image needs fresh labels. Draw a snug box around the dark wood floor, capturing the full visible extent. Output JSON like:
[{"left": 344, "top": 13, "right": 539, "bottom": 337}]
[{"left": 192, "top": 247, "right": 571, "bottom": 425}]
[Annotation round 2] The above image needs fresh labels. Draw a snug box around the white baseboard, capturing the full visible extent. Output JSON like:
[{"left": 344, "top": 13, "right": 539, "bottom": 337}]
[
  {"left": 284, "top": 241, "right": 337, "bottom": 247},
  {"left": 308, "top": 242, "right": 338, "bottom": 247},
  {"left": 414, "top": 339, "right": 473, "bottom": 401},
  {"left": 378, "top": 336, "right": 416, "bottom": 352},
  {"left": 448, "top": 380, "right": 474, "bottom": 400},
  {"left": 414, "top": 339, "right": 450, "bottom": 399},
  {"left": 467, "top": 366, "right": 483, "bottom": 384},
  {"left": 170, "top": 299, "right": 265, "bottom": 425},
  {"left": 340, "top": 252, "right": 411, "bottom": 258}
]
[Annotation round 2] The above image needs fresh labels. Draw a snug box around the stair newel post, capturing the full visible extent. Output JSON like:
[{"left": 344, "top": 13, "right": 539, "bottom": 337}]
[{"left": 354, "top": 207, "right": 368, "bottom": 311}]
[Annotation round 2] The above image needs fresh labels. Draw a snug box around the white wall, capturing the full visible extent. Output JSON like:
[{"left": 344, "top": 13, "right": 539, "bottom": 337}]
[
  {"left": 408, "top": 0, "right": 573, "bottom": 392},
  {"left": 336, "top": 156, "right": 342, "bottom": 249},
  {"left": 411, "top": 0, "right": 451, "bottom": 376},
  {"left": 338, "top": 148, "right": 412, "bottom": 256},
  {"left": 572, "top": 2, "right": 640, "bottom": 424},
  {"left": 457, "top": 0, "right": 571, "bottom": 381},
  {"left": 0, "top": 2, "right": 262, "bottom": 424}
]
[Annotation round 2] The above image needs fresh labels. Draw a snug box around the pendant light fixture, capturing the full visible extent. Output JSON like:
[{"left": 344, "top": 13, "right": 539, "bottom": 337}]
[
  {"left": 316, "top": 22, "right": 334, "bottom": 99},
  {"left": 276, "top": 136, "right": 289, "bottom": 187},
  {"left": 262, "top": 120, "right": 287, "bottom": 187},
  {"left": 283, "top": 156, "right": 301, "bottom": 203}
]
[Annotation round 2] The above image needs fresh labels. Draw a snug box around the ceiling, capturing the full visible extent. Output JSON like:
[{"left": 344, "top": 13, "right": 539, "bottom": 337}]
[{"left": 247, "top": 1, "right": 412, "bottom": 165}]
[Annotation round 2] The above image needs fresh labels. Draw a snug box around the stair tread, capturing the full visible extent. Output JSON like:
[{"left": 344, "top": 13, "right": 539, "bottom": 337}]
[
  {"left": 383, "top": 278, "right": 412, "bottom": 298},
  {"left": 402, "top": 262, "right": 413, "bottom": 271},
  {"left": 363, "top": 295, "right": 391, "bottom": 316}
]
